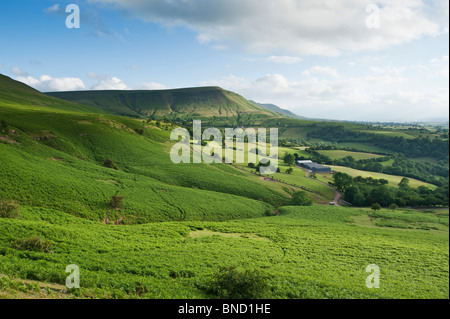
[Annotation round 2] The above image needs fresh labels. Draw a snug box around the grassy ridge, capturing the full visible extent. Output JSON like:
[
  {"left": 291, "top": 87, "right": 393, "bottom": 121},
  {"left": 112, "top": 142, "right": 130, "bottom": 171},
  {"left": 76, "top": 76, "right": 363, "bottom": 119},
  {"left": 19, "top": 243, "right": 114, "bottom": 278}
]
[{"left": 46, "top": 87, "right": 279, "bottom": 118}]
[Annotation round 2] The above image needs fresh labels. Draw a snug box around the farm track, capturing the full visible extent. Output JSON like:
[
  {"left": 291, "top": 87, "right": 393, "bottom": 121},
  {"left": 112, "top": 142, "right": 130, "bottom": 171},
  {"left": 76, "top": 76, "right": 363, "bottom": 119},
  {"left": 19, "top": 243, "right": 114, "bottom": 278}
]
[{"left": 299, "top": 166, "right": 342, "bottom": 206}]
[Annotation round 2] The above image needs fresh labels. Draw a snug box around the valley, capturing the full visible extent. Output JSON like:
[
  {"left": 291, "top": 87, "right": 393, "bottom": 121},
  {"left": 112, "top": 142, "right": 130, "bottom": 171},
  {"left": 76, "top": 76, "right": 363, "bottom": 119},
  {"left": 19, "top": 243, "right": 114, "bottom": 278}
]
[{"left": 0, "top": 73, "right": 448, "bottom": 299}]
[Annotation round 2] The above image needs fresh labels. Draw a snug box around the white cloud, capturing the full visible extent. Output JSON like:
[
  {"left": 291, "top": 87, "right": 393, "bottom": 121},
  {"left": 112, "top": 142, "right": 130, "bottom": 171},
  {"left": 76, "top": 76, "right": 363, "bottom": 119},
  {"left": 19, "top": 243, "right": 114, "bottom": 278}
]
[
  {"left": 88, "top": 0, "right": 448, "bottom": 56},
  {"left": 303, "top": 66, "right": 340, "bottom": 78},
  {"left": 431, "top": 55, "right": 449, "bottom": 65},
  {"left": 202, "top": 72, "right": 447, "bottom": 122},
  {"left": 136, "top": 82, "right": 168, "bottom": 90},
  {"left": 44, "top": 4, "right": 60, "bottom": 14},
  {"left": 10, "top": 66, "right": 28, "bottom": 77},
  {"left": 87, "top": 72, "right": 129, "bottom": 90},
  {"left": 16, "top": 74, "right": 86, "bottom": 92},
  {"left": 265, "top": 56, "right": 303, "bottom": 64}
]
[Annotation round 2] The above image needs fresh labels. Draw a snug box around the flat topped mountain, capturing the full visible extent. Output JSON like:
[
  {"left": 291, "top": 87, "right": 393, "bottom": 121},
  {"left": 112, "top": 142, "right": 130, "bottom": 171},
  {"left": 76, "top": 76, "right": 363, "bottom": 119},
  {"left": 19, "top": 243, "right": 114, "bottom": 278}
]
[{"left": 46, "top": 87, "right": 280, "bottom": 118}]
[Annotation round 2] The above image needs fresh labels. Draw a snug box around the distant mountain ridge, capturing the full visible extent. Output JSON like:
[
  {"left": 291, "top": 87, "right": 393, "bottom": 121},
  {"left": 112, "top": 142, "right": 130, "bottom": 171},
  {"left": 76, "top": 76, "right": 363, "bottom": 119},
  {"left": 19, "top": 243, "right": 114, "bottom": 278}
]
[
  {"left": 46, "top": 87, "right": 282, "bottom": 119},
  {"left": 249, "top": 100, "right": 308, "bottom": 120}
]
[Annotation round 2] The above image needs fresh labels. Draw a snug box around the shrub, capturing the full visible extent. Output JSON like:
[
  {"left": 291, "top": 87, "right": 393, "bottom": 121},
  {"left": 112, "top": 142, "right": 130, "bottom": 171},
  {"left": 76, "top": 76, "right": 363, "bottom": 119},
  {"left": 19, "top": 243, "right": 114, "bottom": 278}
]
[
  {"left": 371, "top": 203, "right": 382, "bottom": 211},
  {"left": 13, "top": 236, "right": 53, "bottom": 253},
  {"left": 207, "top": 265, "right": 270, "bottom": 299},
  {"left": 0, "top": 200, "right": 21, "bottom": 219},
  {"left": 290, "top": 191, "right": 313, "bottom": 206},
  {"left": 110, "top": 195, "right": 124, "bottom": 209},
  {"left": 103, "top": 158, "right": 118, "bottom": 170}
]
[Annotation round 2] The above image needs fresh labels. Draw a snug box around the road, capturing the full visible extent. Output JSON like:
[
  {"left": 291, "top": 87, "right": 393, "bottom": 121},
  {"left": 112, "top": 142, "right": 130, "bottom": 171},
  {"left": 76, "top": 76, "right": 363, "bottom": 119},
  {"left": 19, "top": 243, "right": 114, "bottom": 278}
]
[{"left": 298, "top": 166, "right": 342, "bottom": 206}]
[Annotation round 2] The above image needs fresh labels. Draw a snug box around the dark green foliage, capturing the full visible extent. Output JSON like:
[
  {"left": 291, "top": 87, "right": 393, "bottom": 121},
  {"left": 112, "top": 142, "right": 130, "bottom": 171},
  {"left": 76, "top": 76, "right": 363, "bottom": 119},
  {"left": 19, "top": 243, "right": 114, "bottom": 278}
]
[
  {"left": 371, "top": 203, "right": 382, "bottom": 211},
  {"left": 0, "top": 119, "right": 7, "bottom": 131},
  {"left": 332, "top": 172, "right": 353, "bottom": 192},
  {"left": 110, "top": 195, "right": 124, "bottom": 209},
  {"left": 13, "top": 236, "right": 52, "bottom": 253},
  {"left": 207, "top": 265, "right": 270, "bottom": 299},
  {"left": 0, "top": 200, "right": 21, "bottom": 219},
  {"left": 103, "top": 158, "right": 118, "bottom": 170},
  {"left": 389, "top": 204, "right": 399, "bottom": 211},
  {"left": 290, "top": 191, "right": 313, "bottom": 206},
  {"left": 283, "top": 153, "right": 295, "bottom": 166},
  {"left": 286, "top": 168, "right": 294, "bottom": 174}
]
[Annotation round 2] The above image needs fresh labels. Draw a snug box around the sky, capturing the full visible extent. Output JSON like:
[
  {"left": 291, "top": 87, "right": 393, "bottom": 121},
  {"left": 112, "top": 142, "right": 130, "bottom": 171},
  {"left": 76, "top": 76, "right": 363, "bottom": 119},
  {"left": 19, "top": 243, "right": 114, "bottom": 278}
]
[{"left": 0, "top": 0, "right": 448, "bottom": 122}]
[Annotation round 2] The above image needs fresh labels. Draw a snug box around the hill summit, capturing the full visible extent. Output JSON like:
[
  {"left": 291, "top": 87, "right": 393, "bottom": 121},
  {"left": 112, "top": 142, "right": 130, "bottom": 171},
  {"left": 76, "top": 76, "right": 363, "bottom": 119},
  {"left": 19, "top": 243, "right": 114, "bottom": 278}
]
[{"left": 46, "top": 86, "right": 279, "bottom": 118}]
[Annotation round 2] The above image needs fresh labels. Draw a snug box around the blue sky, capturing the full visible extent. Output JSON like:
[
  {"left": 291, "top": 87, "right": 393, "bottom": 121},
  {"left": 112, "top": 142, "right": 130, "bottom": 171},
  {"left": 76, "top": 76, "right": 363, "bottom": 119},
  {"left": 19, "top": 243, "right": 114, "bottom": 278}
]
[{"left": 0, "top": 0, "right": 448, "bottom": 122}]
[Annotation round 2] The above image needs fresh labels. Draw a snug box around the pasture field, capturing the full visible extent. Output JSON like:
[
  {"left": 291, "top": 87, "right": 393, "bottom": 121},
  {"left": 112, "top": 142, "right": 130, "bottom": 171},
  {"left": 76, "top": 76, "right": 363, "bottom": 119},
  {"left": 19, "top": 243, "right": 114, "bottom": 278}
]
[
  {"left": 329, "top": 166, "right": 436, "bottom": 189},
  {"left": 316, "top": 150, "right": 384, "bottom": 161},
  {"left": 334, "top": 142, "right": 392, "bottom": 154}
]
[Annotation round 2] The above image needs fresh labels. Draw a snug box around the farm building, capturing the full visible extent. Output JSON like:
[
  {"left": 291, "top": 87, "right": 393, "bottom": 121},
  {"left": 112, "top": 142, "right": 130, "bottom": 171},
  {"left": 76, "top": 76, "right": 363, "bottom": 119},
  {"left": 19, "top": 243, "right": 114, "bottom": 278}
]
[
  {"left": 296, "top": 160, "right": 314, "bottom": 165},
  {"left": 301, "top": 162, "right": 331, "bottom": 173},
  {"left": 304, "top": 163, "right": 331, "bottom": 172}
]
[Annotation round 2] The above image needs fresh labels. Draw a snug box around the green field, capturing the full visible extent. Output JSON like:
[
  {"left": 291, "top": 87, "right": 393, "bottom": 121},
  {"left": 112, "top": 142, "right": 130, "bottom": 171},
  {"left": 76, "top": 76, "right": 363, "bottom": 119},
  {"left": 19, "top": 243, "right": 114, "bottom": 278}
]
[
  {"left": 329, "top": 166, "right": 436, "bottom": 189},
  {"left": 316, "top": 150, "right": 384, "bottom": 161}
]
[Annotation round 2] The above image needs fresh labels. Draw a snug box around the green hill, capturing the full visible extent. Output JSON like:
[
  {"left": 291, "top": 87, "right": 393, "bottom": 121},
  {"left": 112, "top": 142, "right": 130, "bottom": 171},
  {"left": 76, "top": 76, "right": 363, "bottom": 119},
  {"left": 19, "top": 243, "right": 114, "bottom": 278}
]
[
  {"left": 1, "top": 74, "right": 286, "bottom": 224},
  {"left": 46, "top": 87, "right": 280, "bottom": 118},
  {"left": 0, "top": 74, "right": 100, "bottom": 114},
  {"left": 250, "top": 100, "right": 309, "bottom": 120},
  {"left": 0, "top": 73, "right": 448, "bottom": 299}
]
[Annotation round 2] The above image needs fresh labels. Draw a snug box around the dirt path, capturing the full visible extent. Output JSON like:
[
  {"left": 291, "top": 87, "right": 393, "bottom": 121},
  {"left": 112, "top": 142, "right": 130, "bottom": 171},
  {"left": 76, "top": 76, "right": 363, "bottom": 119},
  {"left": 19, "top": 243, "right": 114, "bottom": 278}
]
[{"left": 301, "top": 167, "right": 342, "bottom": 206}]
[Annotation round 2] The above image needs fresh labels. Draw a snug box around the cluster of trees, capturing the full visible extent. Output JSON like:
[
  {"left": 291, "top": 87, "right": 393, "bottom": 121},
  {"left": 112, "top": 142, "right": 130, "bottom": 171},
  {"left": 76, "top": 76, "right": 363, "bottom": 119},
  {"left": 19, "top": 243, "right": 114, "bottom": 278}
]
[
  {"left": 307, "top": 126, "right": 449, "bottom": 161},
  {"left": 304, "top": 148, "right": 448, "bottom": 186},
  {"left": 332, "top": 172, "right": 449, "bottom": 207}
]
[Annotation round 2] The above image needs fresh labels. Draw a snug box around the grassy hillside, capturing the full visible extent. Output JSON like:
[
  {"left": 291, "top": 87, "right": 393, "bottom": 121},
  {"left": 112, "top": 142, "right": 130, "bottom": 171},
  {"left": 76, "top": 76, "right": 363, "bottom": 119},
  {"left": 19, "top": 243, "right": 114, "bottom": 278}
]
[
  {"left": 46, "top": 87, "right": 280, "bottom": 119},
  {"left": 1, "top": 75, "right": 289, "bottom": 224},
  {"left": 0, "top": 74, "right": 100, "bottom": 114},
  {"left": 1, "top": 74, "right": 448, "bottom": 299},
  {"left": 0, "top": 206, "right": 447, "bottom": 299}
]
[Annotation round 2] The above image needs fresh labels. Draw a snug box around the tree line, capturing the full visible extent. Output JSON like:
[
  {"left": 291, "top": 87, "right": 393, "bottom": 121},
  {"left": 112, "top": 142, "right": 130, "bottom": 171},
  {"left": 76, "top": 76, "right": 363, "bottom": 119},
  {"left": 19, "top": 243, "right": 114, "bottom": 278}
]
[{"left": 331, "top": 172, "right": 449, "bottom": 208}]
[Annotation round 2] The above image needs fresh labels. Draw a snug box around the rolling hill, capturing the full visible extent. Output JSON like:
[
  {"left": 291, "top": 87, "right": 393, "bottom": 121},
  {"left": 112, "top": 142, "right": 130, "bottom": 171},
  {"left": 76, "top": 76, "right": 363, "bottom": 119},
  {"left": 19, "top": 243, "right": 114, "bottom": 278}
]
[
  {"left": 250, "top": 100, "right": 309, "bottom": 120},
  {"left": 46, "top": 87, "right": 281, "bottom": 119},
  {"left": 0, "top": 73, "right": 448, "bottom": 299}
]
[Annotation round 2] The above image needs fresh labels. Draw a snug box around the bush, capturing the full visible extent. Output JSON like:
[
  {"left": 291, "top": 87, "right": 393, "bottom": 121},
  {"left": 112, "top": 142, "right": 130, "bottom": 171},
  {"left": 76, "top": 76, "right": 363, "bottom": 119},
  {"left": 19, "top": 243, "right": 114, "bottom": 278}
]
[
  {"left": 371, "top": 203, "right": 382, "bottom": 211},
  {"left": 290, "top": 191, "right": 313, "bottom": 206},
  {"left": 13, "top": 236, "right": 53, "bottom": 253},
  {"left": 207, "top": 265, "right": 270, "bottom": 299},
  {"left": 103, "top": 158, "right": 118, "bottom": 170},
  {"left": 110, "top": 195, "right": 124, "bottom": 209},
  {"left": 0, "top": 200, "right": 21, "bottom": 219}
]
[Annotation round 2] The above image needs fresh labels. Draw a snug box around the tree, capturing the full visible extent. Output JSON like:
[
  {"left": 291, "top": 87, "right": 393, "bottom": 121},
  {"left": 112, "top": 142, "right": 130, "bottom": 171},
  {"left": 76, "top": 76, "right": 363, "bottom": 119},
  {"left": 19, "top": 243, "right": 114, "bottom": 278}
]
[
  {"left": 208, "top": 265, "right": 270, "bottom": 299},
  {"left": 370, "top": 186, "right": 394, "bottom": 207},
  {"left": 379, "top": 179, "right": 389, "bottom": 186},
  {"left": 399, "top": 178, "right": 410, "bottom": 189},
  {"left": 286, "top": 168, "right": 294, "bottom": 174},
  {"left": 283, "top": 153, "right": 295, "bottom": 166},
  {"left": 333, "top": 172, "right": 353, "bottom": 192},
  {"left": 290, "top": 191, "right": 313, "bottom": 206},
  {"left": 344, "top": 185, "right": 366, "bottom": 207},
  {"left": 371, "top": 203, "right": 382, "bottom": 212},
  {"left": 389, "top": 203, "right": 399, "bottom": 211}
]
